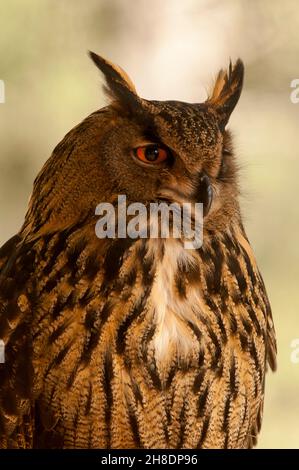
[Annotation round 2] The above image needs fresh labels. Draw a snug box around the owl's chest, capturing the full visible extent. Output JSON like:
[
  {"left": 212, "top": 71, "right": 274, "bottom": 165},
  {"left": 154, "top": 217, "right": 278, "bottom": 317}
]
[{"left": 141, "top": 240, "right": 204, "bottom": 368}]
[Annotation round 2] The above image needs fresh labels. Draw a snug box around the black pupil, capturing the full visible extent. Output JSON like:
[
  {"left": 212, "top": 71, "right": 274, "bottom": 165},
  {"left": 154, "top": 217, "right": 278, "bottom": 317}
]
[{"left": 145, "top": 145, "right": 160, "bottom": 162}]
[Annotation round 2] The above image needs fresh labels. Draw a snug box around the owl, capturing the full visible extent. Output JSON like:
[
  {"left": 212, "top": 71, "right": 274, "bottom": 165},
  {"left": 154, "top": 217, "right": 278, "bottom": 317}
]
[{"left": 0, "top": 52, "right": 276, "bottom": 449}]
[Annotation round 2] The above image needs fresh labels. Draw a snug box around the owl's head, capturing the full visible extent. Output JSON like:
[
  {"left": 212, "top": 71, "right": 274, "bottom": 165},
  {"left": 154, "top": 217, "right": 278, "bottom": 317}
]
[{"left": 24, "top": 52, "right": 244, "bottom": 238}]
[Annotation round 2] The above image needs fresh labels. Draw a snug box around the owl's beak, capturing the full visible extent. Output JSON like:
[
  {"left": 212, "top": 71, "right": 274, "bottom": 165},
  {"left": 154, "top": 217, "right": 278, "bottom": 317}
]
[
  {"left": 190, "top": 173, "right": 213, "bottom": 217},
  {"left": 158, "top": 173, "right": 213, "bottom": 218}
]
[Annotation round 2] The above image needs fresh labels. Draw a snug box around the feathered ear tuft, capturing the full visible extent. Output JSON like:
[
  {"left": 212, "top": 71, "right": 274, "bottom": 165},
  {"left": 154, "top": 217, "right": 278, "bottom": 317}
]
[
  {"left": 206, "top": 59, "right": 244, "bottom": 131},
  {"left": 89, "top": 51, "right": 142, "bottom": 112}
]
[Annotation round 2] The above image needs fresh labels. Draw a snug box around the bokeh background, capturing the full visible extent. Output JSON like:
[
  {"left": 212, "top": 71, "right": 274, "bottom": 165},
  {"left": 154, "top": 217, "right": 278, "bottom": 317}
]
[{"left": 0, "top": 0, "right": 298, "bottom": 448}]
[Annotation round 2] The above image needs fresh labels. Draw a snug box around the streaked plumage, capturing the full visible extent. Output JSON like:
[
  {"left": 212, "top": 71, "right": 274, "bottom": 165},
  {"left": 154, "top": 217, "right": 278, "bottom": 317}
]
[{"left": 0, "top": 53, "right": 276, "bottom": 448}]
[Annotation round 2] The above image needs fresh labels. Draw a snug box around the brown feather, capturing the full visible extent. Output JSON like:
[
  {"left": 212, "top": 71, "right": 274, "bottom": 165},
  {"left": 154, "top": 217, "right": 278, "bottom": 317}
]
[{"left": 0, "top": 54, "right": 276, "bottom": 449}]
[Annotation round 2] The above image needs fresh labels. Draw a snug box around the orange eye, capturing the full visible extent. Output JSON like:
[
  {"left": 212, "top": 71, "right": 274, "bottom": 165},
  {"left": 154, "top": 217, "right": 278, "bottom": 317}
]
[{"left": 135, "top": 145, "right": 168, "bottom": 164}]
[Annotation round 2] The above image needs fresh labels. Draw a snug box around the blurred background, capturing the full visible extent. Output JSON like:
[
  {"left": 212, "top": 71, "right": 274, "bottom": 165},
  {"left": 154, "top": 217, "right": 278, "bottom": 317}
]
[{"left": 0, "top": 0, "right": 298, "bottom": 448}]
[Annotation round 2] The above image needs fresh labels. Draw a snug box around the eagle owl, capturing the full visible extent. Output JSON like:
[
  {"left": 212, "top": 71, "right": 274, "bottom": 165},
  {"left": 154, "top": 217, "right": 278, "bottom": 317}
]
[{"left": 0, "top": 52, "right": 276, "bottom": 449}]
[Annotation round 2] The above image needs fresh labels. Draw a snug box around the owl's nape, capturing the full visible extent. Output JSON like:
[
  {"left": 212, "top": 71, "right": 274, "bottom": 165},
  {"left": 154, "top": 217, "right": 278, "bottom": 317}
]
[{"left": 0, "top": 52, "right": 276, "bottom": 449}]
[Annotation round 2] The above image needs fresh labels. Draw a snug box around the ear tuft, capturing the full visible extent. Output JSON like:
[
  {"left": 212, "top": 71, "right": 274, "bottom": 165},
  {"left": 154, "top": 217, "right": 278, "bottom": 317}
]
[
  {"left": 89, "top": 51, "right": 140, "bottom": 110},
  {"left": 207, "top": 59, "right": 244, "bottom": 130}
]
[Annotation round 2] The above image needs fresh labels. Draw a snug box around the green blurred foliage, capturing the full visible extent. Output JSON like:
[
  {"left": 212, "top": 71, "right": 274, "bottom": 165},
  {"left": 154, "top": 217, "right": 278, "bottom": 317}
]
[{"left": 0, "top": 0, "right": 299, "bottom": 448}]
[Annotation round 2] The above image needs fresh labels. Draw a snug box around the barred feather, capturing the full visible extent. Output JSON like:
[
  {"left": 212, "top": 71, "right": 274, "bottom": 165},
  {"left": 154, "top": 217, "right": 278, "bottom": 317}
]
[{"left": 0, "top": 54, "right": 276, "bottom": 448}]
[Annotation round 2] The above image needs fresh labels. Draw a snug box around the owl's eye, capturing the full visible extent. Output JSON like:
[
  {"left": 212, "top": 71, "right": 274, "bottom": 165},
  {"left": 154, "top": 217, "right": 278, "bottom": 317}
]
[{"left": 135, "top": 145, "right": 169, "bottom": 164}]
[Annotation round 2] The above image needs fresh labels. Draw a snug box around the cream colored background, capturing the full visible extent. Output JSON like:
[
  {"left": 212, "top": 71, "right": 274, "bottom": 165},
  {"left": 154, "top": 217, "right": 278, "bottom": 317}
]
[{"left": 0, "top": 0, "right": 298, "bottom": 448}]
